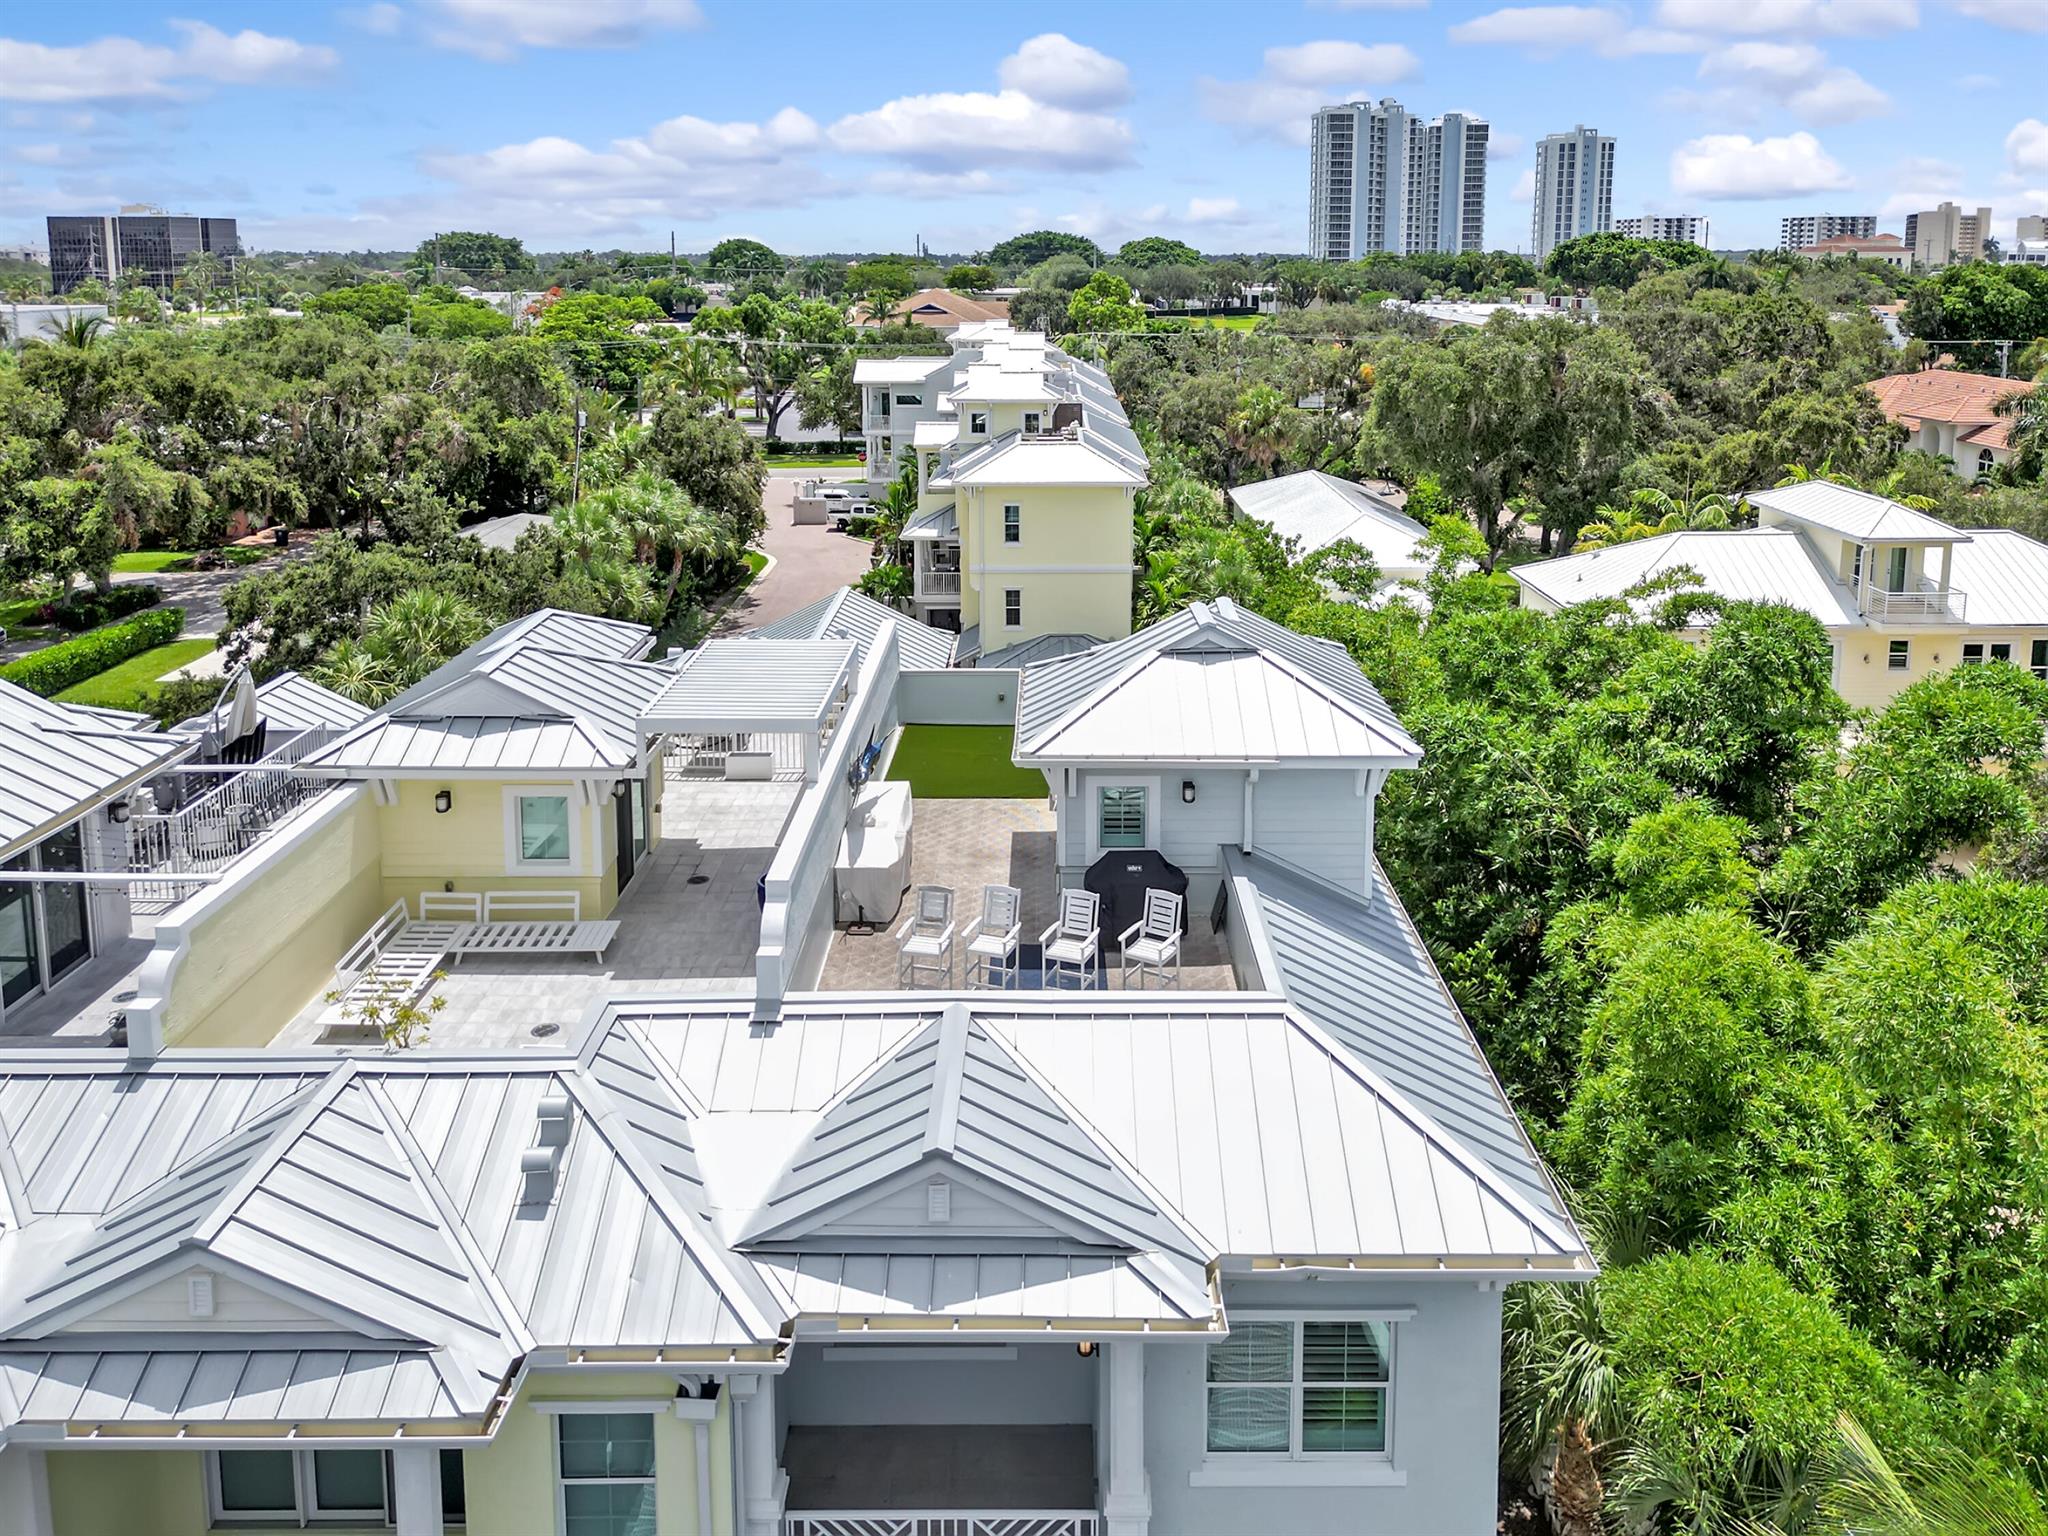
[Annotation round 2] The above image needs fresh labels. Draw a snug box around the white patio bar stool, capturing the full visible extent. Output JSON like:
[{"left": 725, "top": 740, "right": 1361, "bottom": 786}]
[
  {"left": 896, "top": 885, "right": 957, "bottom": 988},
  {"left": 1118, "top": 888, "right": 1185, "bottom": 990},
  {"left": 965, "top": 883, "right": 1023, "bottom": 990},
  {"left": 1038, "top": 888, "right": 1101, "bottom": 990}
]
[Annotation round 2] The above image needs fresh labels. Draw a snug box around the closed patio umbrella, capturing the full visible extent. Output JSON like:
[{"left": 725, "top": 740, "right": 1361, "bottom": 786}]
[{"left": 220, "top": 665, "right": 260, "bottom": 745}]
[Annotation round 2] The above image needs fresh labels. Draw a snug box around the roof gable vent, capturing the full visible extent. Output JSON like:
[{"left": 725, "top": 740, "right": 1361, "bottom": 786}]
[{"left": 926, "top": 1180, "right": 952, "bottom": 1224}]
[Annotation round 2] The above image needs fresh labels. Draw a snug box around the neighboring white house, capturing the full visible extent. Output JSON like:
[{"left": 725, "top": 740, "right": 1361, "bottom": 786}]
[
  {"left": 1867, "top": 369, "right": 2037, "bottom": 480},
  {"left": 1510, "top": 480, "right": 2048, "bottom": 709},
  {"left": 1226, "top": 472, "right": 1434, "bottom": 589},
  {"left": 0, "top": 594, "right": 1592, "bottom": 1536}
]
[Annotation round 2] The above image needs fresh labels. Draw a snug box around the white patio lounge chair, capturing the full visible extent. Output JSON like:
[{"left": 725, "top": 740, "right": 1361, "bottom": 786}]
[
  {"left": 329, "top": 897, "right": 473, "bottom": 1014},
  {"left": 896, "top": 885, "right": 957, "bottom": 988},
  {"left": 1039, "top": 888, "right": 1100, "bottom": 990},
  {"left": 1118, "top": 888, "right": 1185, "bottom": 990},
  {"left": 965, "top": 883, "right": 1022, "bottom": 989}
]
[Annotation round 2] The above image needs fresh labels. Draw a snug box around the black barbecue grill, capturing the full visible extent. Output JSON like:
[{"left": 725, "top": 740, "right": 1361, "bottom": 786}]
[{"left": 1083, "top": 848, "right": 1190, "bottom": 950}]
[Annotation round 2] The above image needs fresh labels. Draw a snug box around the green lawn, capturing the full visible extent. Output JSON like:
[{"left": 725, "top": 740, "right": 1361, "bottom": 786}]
[
  {"left": 1187, "top": 315, "right": 1260, "bottom": 331},
  {"left": 886, "top": 726, "right": 1047, "bottom": 798},
  {"left": 744, "top": 549, "right": 769, "bottom": 578},
  {"left": 53, "top": 639, "right": 216, "bottom": 710},
  {"left": 769, "top": 455, "right": 864, "bottom": 468},
  {"left": 112, "top": 550, "right": 195, "bottom": 574}
]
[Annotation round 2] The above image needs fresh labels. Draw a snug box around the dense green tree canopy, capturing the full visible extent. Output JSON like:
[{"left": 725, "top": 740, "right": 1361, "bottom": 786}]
[
  {"left": 988, "top": 229, "right": 1103, "bottom": 270},
  {"left": 1116, "top": 236, "right": 1202, "bottom": 269},
  {"left": 702, "top": 237, "right": 784, "bottom": 279},
  {"left": 1544, "top": 231, "right": 1715, "bottom": 289}
]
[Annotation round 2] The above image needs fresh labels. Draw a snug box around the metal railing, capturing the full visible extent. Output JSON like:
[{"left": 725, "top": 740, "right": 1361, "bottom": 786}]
[
  {"left": 1862, "top": 581, "right": 1967, "bottom": 623},
  {"left": 127, "top": 727, "right": 343, "bottom": 898},
  {"left": 917, "top": 569, "right": 962, "bottom": 598},
  {"left": 786, "top": 1514, "right": 1099, "bottom": 1536},
  {"left": 665, "top": 731, "right": 810, "bottom": 781}
]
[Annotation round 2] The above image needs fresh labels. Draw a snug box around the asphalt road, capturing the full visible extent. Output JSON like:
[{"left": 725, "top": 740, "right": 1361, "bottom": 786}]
[{"left": 715, "top": 469, "right": 875, "bottom": 634}]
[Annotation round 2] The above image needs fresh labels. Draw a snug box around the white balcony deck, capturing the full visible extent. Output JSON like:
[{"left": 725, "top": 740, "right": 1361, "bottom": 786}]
[{"left": 1862, "top": 581, "right": 1967, "bottom": 623}]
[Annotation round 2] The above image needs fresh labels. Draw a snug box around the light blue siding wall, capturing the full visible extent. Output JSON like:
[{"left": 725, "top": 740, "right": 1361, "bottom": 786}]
[
  {"left": 1146, "top": 1279, "right": 1506, "bottom": 1536},
  {"left": 1054, "top": 767, "right": 1245, "bottom": 906},
  {"left": 780, "top": 1342, "right": 1096, "bottom": 1427},
  {"left": 1251, "top": 769, "right": 1368, "bottom": 892}
]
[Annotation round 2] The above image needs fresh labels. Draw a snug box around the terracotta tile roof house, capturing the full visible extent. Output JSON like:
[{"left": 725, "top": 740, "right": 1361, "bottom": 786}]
[
  {"left": 1869, "top": 369, "right": 2038, "bottom": 474},
  {"left": 856, "top": 287, "right": 1012, "bottom": 331}
]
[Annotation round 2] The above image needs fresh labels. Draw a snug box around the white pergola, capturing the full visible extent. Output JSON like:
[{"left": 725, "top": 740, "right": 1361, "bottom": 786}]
[{"left": 639, "top": 639, "right": 858, "bottom": 782}]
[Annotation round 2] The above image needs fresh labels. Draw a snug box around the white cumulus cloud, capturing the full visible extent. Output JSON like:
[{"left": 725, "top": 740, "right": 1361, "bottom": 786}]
[
  {"left": 1954, "top": 0, "right": 2048, "bottom": 29},
  {"left": 1448, "top": 7, "right": 1704, "bottom": 56},
  {"left": 423, "top": 0, "right": 701, "bottom": 58},
  {"left": 996, "top": 33, "right": 1131, "bottom": 109},
  {"left": 829, "top": 89, "right": 1133, "bottom": 171},
  {"left": 2009, "top": 119, "right": 2048, "bottom": 178},
  {"left": 1670, "top": 130, "right": 1852, "bottom": 198},
  {"left": 1197, "top": 39, "right": 1421, "bottom": 143},
  {"left": 1655, "top": 0, "right": 1917, "bottom": 33},
  {"left": 1692, "top": 39, "right": 1889, "bottom": 124},
  {"left": 0, "top": 24, "right": 335, "bottom": 101}
]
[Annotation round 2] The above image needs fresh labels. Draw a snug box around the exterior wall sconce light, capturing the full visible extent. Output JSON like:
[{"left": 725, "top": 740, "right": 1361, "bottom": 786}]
[
  {"left": 107, "top": 800, "right": 132, "bottom": 824},
  {"left": 1181, "top": 780, "right": 1196, "bottom": 804},
  {"left": 1075, "top": 1340, "right": 1098, "bottom": 1358},
  {"left": 434, "top": 789, "right": 453, "bottom": 814},
  {"left": 613, "top": 778, "right": 631, "bottom": 800}
]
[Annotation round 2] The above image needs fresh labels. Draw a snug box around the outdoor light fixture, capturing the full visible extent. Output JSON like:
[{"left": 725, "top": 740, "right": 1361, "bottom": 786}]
[
  {"left": 107, "top": 800, "right": 131, "bottom": 825},
  {"left": 612, "top": 779, "right": 631, "bottom": 800},
  {"left": 434, "top": 789, "right": 452, "bottom": 815},
  {"left": 1076, "top": 1341, "right": 1098, "bottom": 1358},
  {"left": 1181, "top": 780, "right": 1196, "bottom": 804}
]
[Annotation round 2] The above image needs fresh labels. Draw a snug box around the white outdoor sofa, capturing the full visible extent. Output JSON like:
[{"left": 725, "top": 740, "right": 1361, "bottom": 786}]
[{"left": 330, "top": 891, "right": 621, "bottom": 1015}]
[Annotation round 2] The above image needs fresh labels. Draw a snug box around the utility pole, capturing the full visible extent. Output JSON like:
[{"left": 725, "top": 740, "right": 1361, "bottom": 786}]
[
  {"left": 670, "top": 232, "right": 676, "bottom": 279},
  {"left": 571, "top": 397, "right": 587, "bottom": 504},
  {"left": 1998, "top": 340, "right": 2012, "bottom": 378}
]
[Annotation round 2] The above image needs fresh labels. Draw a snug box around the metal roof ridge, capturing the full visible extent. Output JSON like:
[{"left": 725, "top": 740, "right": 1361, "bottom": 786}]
[
  {"left": 1015, "top": 609, "right": 1202, "bottom": 756},
  {"left": 922, "top": 1002, "right": 971, "bottom": 1157}
]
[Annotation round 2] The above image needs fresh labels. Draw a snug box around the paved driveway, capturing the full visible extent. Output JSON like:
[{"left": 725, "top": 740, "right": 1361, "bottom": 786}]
[{"left": 715, "top": 469, "right": 874, "bottom": 634}]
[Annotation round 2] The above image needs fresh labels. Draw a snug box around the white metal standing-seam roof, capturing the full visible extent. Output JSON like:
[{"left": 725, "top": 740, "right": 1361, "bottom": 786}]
[
  {"left": 1747, "top": 480, "right": 1969, "bottom": 544},
  {"left": 640, "top": 638, "right": 856, "bottom": 735},
  {"left": 170, "top": 671, "right": 369, "bottom": 738},
  {"left": 378, "top": 607, "right": 656, "bottom": 717},
  {"left": 851, "top": 355, "right": 952, "bottom": 385},
  {"left": 0, "top": 679, "right": 186, "bottom": 856},
  {"left": 1946, "top": 528, "right": 2048, "bottom": 626},
  {"left": 754, "top": 1251, "right": 1212, "bottom": 1326},
  {"left": 950, "top": 430, "right": 1148, "bottom": 490},
  {"left": 1227, "top": 471, "right": 1431, "bottom": 569},
  {"left": 1508, "top": 528, "right": 1866, "bottom": 628},
  {"left": 1224, "top": 849, "right": 1569, "bottom": 1225},
  {"left": 1014, "top": 597, "right": 1422, "bottom": 765},
  {"left": 748, "top": 588, "right": 955, "bottom": 673},
  {"left": 901, "top": 502, "right": 959, "bottom": 541},
  {"left": 298, "top": 714, "right": 625, "bottom": 775}
]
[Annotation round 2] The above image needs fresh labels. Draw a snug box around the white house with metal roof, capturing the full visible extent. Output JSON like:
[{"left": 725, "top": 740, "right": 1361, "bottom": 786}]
[
  {"left": 1511, "top": 480, "right": 2048, "bottom": 708},
  {"left": 0, "top": 595, "right": 1595, "bottom": 1536},
  {"left": 1226, "top": 472, "right": 1433, "bottom": 586}
]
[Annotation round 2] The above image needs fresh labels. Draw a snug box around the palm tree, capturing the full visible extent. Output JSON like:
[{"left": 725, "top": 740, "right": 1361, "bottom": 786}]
[
  {"left": 50, "top": 313, "right": 108, "bottom": 349},
  {"left": 1994, "top": 386, "right": 2047, "bottom": 475},
  {"left": 648, "top": 339, "right": 740, "bottom": 411},
  {"left": 859, "top": 290, "right": 903, "bottom": 327},
  {"left": 1226, "top": 385, "right": 1293, "bottom": 480},
  {"left": 1739, "top": 1414, "right": 2048, "bottom": 1536},
  {"left": 310, "top": 638, "right": 398, "bottom": 707},
  {"left": 1631, "top": 487, "right": 1738, "bottom": 532},
  {"left": 1867, "top": 466, "right": 1940, "bottom": 510},
  {"left": 178, "top": 251, "right": 225, "bottom": 312},
  {"left": 362, "top": 588, "right": 487, "bottom": 685}
]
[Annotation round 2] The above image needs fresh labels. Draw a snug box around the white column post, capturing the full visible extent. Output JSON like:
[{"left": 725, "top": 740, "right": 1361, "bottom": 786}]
[
  {"left": 732, "top": 1372, "right": 784, "bottom": 1536},
  {"left": 390, "top": 1445, "right": 442, "bottom": 1536},
  {"left": 1101, "top": 1341, "right": 1151, "bottom": 1536},
  {"left": 0, "top": 1446, "right": 55, "bottom": 1536}
]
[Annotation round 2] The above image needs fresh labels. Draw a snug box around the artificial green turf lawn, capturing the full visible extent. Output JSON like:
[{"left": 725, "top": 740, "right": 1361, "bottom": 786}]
[
  {"left": 54, "top": 639, "right": 216, "bottom": 710},
  {"left": 1186, "top": 315, "right": 1260, "bottom": 331},
  {"left": 885, "top": 726, "right": 1047, "bottom": 798},
  {"left": 768, "top": 455, "right": 864, "bottom": 468},
  {"left": 112, "top": 550, "right": 196, "bottom": 574}
]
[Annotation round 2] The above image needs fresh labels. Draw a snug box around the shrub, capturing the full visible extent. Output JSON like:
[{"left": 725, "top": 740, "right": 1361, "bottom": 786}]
[
  {"left": 150, "top": 674, "right": 226, "bottom": 727},
  {"left": 49, "top": 583, "right": 161, "bottom": 631},
  {"left": 0, "top": 607, "right": 186, "bottom": 697}
]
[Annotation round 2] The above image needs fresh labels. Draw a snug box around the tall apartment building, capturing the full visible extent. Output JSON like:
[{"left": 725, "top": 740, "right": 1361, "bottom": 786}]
[
  {"left": 2018, "top": 215, "right": 2047, "bottom": 243},
  {"left": 1616, "top": 214, "right": 1709, "bottom": 245},
  {"left": 1530, "top": 126, "right": 1615, "bottom": 262},
  {"left": 45, "top": 207, "right": 240, "bottom": 294},
  {"left": 1779, "top": 213, "right": 1875, "bottom": 250},
  {"left": 1308, "top": 99, "right": 1489, "bottom": 260},
  {"left": 1903, "top": 202, "right": 1991, "bottom": 268}
]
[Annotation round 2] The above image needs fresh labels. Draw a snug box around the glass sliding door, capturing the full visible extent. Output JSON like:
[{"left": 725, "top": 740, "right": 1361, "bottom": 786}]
[
  {"left": 0, "top": 857, "right": 38, "bottom": 1011},
  {"left": 37, "top": 825, "right": 90, "bottom": 982}
]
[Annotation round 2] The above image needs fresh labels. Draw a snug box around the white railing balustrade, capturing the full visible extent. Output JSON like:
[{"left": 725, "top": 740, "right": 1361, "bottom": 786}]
[
  {"left": 665, "top": 731, "right": 809, "bottom": 781},
  {"left": 1862, "top": 582, "right": 1967, "bottom": 623},
  {"left": 785, "top": 1513, "right": 1100, "bottom": 1536},
  {"left": 127, "top": 727, "right": 345, "bottom": 894},
  {"left": 917, "top": 570, "right": 963, "bottom": 598}
]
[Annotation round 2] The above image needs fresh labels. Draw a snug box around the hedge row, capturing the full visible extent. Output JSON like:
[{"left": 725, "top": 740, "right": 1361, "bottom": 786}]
[
  {"left": 761, "top": 438, "right": 864, "bottom": 457},
  {"left": 0, "top": 607, "right": 187, "bottom": 697},
  {"left": 52, "top": 583, "right": 161, "bottom": 631}
]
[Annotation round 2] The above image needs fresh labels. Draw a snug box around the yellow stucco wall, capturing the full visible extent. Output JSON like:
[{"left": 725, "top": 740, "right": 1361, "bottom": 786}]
[
  {"left": 163, "top": 788, "right": 387, "bottom": 1048},
  {"left": 375, "top": 777, "right": 625, "bottom": 919},
  {"left": 1833, "top": 628, "right": 2048, "bottom": 711},
  {"left": 958, "top": 484, "right": 1135, "bottom": 643},
  {"left": 44, "top": 1373, "right": 736, "bottom": 1536}
]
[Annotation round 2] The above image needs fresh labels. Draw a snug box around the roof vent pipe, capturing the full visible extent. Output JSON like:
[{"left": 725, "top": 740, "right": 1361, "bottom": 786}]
[
  {"left": 520, "top": 1143, "right": 560, "bottom": 1205},
  {"left": 536, "top": 1093, "right": 573, "bottom": 1145}
]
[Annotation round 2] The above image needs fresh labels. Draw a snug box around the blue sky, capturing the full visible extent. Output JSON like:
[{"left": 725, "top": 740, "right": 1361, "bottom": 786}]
[{"left": 3, "top": 0, "right": 2045, "bottom": 259}]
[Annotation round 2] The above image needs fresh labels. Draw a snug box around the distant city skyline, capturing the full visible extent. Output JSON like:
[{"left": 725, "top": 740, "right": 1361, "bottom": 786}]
[{"left": 2, "top": 1, "right": 2046, "bottom": 258}]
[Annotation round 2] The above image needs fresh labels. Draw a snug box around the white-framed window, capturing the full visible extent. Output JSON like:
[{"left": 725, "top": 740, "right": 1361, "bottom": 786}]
[
  {"left": 557, "top": 1412, "right": 657, "bottom": 1536},
  {"left": 1023, "top": 411, "right": 1042, "bottom": 434},
  {"left": 1002, "top": 588, "right": 1022, "bottom": 628},
  {"left": 208, "top": 1448, "right": 465, "bottom": 1528},
  {"left": 1205, "top": 1320, "right": 1393, "bottom": 1459},
  {"left": 1886, "top": 546, "right": 1909, "bottom": 592},
  {"left": 1963, "top": 642, "right": 1986, "bottom": 665},
  {"left": 969, "top": 410, "right": 988, "bottom": 435},
  {"left": 1003, "top": 503, "right": 1021, "bottom": 544},
  {"left": 506, "top": 788, "right": 578, "bottom": 873},
  {"left": 1098, "top": 785, "right": 1148, "bottom": 850},
  {"left": 2032, "top": 639, "right": 2047, "bottom": 680},
  {"left": 1991, "top": 641, "right": 2013, "bottom": 664},
  {"left": 1888, "top": 639, "right": 1910, "bottom": 671},
  {"left": 1978, "top": 447, "right": 1995, "bottom": 476},
  {"left": 894, "top": 392, "right": 923, "bottom": 407}
]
